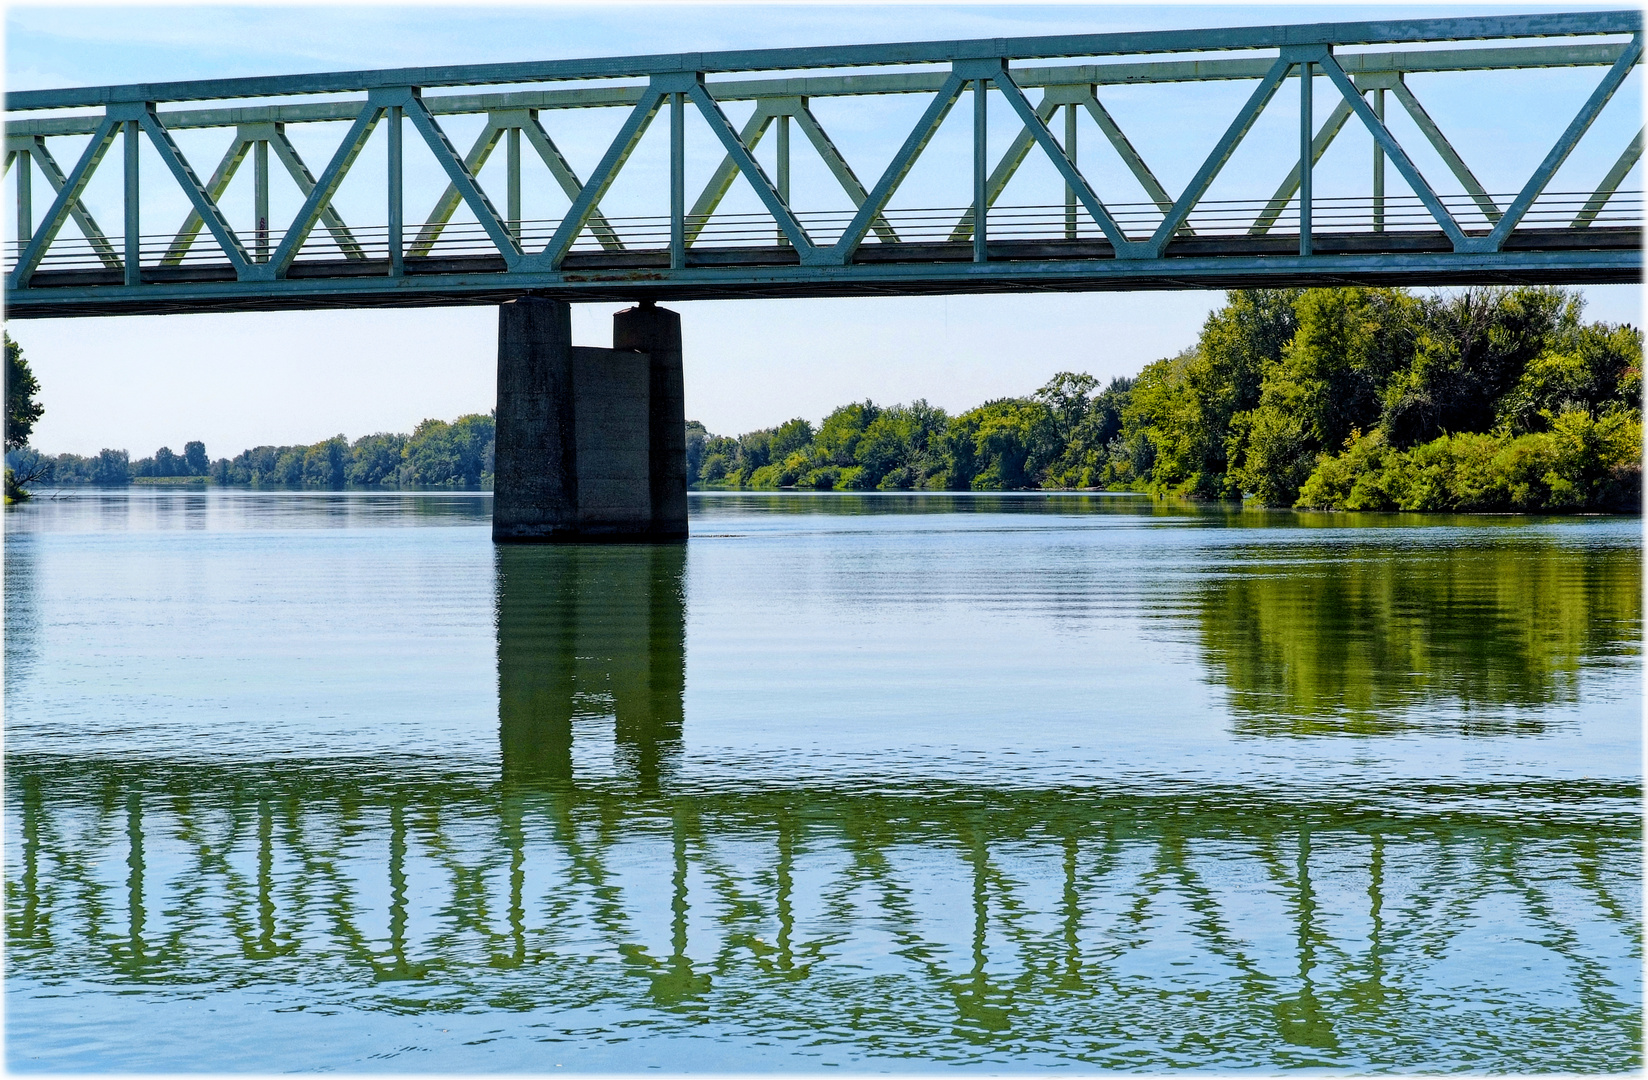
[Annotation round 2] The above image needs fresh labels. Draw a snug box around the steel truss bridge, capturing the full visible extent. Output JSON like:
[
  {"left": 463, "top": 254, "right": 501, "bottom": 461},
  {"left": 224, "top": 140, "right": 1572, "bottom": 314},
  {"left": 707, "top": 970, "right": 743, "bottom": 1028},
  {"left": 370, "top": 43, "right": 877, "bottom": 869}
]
[{"left": 3, "top": 10, "right": 1642, "bottom": 318}]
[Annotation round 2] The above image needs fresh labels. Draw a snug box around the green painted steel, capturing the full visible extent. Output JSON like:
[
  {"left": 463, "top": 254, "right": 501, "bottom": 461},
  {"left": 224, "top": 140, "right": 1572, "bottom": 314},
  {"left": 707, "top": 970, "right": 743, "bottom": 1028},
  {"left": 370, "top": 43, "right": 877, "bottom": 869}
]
[{"left": 4, "top": 10, "right": 1641, "bottom": 317}]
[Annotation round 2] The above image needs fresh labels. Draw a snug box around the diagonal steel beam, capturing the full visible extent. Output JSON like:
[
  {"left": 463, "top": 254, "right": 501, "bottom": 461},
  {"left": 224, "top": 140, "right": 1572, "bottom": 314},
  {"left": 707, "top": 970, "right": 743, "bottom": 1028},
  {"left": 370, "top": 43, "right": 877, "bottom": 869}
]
[
  {"left": 790, "top": 101, "right": 899, "bottom": 244},
  {"left": 511, "top": 111, "right": 624, "bottom": 252},
  {"left": 409, "top": 119, "right": 503, "bottom": 257},
  {"left": 1250, "top": 98, "right": 1353, "bottom": 235},
  {"left": 9, "top": 136, "right": 121, "bottom": 268},
  {"left": 829, "top": 71, "right": 966, "bottom": 264},
  {"left": 683, "top": 101, "right": 777, "bottom": 246},
  {"left": 1571, "top": 127, "right": 1642, "bottom": 228},
  {"left": 162, "top": 133, "right": 250, "bottom": 265},
  {"left": 134, "top": 103, "right": 255, "bottom": 276},
  {"left": 1487, "top": 33, "right": 1643, "bottom": 250},
  {"left": 533, "top": 84, "right": 665, "bottom": 269},
  {"left": 8, "top": 114, "right": 118, "bottom": 290},
  {"left": 403, "top": 93, "right": 522, "bottom": 264},
  {"left": 991, "top": 64, "right": 1142, "bottom": 255},
  {"left": 260, "top": 102, "right": 383, "bottom": 279},
  {"left": 1389, "top": 78, "right": 1499, "bottom": 223},
  {"left": 1150, "top": 55, "right": 1293, "bottom": 254},
  {"left": 687, "top": 80, "right": 816, "bottom": 256},
  {"left": 263, "top": 124, "right": 366, "bottom": 259},
  {"left": 1316, "top": 51, "right": 1470, "bottom": 251},
  {"left": 948, "top": 92, "right": 1056, "bottom": 243},
  {"left": 1083, "top": 91, "right": 1190, "bottom": 234}
]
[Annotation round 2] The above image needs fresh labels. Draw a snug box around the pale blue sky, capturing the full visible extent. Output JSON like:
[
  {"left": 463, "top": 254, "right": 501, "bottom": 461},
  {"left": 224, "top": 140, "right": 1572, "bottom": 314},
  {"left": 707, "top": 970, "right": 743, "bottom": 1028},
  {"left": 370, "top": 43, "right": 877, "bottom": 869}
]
[{"left": 7, "top": 2, "right": 1643, "bottom": 457}]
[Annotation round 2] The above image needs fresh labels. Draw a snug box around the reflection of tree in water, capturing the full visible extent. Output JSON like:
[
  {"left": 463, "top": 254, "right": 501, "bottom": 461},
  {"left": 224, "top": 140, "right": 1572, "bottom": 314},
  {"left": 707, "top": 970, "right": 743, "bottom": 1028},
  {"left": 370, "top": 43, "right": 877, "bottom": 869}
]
[
  {"left": 6, "top": 752, "right": 1640, "bottom": 1072},
  {"left": 1195, "top": 535, "right": 1641, "bottom": 734}
]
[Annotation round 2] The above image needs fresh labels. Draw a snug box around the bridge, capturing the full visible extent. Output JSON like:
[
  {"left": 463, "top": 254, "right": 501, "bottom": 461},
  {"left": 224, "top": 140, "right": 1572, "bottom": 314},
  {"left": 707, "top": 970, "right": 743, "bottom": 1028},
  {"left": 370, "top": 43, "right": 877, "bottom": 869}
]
[{"left": 4, "top": 10, "right": 1642, "bottom": 538}]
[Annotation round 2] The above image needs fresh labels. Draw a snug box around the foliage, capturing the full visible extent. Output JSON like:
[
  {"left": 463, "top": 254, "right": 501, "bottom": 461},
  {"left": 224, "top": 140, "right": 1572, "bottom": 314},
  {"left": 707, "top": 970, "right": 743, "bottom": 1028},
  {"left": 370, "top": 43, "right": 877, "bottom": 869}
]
[
  {"left": 1296, "top": 411, "right": 1642, "bottom": 513},
  {"left": 5, "top": 333, "right": 47, "bottom": 502},
  {"left": 689, "top": 286, "right": 1638, "bottom": 515},
  {"left": 15, "top": 286, "right": 1642, "bottom": 515},
  {"left": 28, "top": 412, "right": 499, "bottom": 490},
  {"left": 6, "top": 333, "right": 43, "bottom": 453}
]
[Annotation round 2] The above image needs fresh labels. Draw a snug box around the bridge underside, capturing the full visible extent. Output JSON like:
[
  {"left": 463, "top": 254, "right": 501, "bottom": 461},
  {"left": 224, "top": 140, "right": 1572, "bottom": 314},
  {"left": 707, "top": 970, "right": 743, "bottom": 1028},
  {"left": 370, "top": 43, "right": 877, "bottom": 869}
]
[{"left": 8, "top": 228, "right": 1639, "bottom": 317}]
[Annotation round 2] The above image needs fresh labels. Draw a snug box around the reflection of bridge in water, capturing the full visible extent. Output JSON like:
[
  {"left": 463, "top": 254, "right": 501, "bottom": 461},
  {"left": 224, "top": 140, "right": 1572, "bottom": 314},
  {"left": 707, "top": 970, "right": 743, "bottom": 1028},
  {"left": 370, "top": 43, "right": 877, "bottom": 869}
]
[{"left": 7, "top": 538, "right": 1641, "bottom": 1069}]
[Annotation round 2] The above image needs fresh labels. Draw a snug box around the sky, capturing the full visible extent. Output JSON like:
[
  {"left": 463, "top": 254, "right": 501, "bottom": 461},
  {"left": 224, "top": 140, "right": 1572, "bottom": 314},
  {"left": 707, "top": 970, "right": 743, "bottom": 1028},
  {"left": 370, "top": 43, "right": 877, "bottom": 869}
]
[{"left": 6, "top": 1, "right": 1643, "bottom": 458}]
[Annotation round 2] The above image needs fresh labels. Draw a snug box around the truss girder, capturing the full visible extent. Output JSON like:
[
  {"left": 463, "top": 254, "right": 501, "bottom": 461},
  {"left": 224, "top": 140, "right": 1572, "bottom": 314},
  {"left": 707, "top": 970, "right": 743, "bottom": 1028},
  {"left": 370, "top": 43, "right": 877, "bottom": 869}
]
[
  {"left": 4, "top": 9, "right": 1640, "bottom": 312},
  {"left": 6, "top": 135, "right": 120, "bottom": 268}
]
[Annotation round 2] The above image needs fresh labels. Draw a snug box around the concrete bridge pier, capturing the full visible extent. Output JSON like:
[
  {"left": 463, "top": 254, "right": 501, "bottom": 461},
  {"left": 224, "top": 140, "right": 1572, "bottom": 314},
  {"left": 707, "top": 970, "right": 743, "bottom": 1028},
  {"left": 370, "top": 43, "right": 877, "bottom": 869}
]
[{"left": 493, "top": 296, "right": 689, "bottom": 542}]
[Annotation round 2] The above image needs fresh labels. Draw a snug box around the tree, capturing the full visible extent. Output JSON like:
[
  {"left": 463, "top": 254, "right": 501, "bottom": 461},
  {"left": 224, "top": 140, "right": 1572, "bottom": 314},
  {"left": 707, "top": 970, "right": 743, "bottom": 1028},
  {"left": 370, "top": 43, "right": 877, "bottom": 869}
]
[
  {"left": 5, "top": 333, "right": 42, "bottom": 452},
  {"left": 184, "top": 441, "right": 209, "bottom": 475},
  {"left": 5, "top": 333, "right": 46, "bottom": 501}
]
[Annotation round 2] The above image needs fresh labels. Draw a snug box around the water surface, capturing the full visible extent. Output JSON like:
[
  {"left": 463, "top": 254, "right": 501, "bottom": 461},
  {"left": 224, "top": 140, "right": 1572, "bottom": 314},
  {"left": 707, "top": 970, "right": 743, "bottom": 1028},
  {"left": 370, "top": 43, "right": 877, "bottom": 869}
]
[{"left": 5, "top": 490, "right": 1641, "bottom": 1072}]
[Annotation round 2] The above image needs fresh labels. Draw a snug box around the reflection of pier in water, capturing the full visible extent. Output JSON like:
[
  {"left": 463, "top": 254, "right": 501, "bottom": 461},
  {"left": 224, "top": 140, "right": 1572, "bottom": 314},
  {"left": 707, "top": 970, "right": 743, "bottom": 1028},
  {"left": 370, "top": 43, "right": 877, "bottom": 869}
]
[{"left": 497, "top": 544, "right": 686, "bottom": 787}]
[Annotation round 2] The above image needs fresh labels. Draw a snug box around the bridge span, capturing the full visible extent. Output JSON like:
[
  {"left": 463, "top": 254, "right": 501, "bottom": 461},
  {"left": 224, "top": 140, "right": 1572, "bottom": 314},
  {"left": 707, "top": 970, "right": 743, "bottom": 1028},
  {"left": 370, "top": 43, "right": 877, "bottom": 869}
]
[
  {"left": 4, "top": 9, "right": 1642, "bottom": 316},
  {"left": 4, "top": 11, "right": 1642, "bottom": 538}
]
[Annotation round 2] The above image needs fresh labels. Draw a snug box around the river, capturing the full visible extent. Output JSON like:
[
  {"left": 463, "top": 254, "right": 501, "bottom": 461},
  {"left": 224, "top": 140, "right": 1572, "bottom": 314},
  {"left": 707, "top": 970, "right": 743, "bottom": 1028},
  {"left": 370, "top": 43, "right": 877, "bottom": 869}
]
[{"left": 4, "top": 489, "right": 1641, "bottom": 1071}]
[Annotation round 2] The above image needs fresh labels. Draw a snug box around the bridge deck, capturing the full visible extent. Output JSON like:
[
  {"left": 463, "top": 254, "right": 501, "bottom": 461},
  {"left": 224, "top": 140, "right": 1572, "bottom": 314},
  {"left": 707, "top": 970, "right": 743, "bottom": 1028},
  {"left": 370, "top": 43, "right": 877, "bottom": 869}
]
[{"left": 9, "top": 226, "right": 1640, "bottom": 316}]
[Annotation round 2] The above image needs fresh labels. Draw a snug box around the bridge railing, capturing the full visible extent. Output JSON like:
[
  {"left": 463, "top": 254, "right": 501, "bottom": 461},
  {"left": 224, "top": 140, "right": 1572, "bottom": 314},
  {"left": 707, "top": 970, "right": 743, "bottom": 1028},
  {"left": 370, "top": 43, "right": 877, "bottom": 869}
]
[
  {"left": 10, "top": 191, "right": 1641, "bottom": 276},
  {"left": 3, "top": 9, "right": 1642, "bottom": 308}
]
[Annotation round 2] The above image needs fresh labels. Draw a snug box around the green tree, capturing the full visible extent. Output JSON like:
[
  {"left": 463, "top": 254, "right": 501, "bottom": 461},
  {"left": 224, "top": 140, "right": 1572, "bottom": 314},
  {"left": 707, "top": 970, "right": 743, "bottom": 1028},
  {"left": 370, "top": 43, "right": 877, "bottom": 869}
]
[
  {"left": 347, "top": 433, "right": 408, "bottom": 485},
  {"left": 5, "top": 333, "right": 46, "bottom": 501},
  {"left": 5, "top": 333, "right": 43, "bottom": 452}
]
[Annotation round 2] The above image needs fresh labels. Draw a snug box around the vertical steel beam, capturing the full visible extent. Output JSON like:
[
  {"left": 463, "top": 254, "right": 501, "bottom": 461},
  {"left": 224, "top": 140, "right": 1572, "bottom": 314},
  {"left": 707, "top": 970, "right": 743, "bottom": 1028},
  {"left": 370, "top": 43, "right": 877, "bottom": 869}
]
[
  {"left": 507, "top": 125, "right": 521, "bottom": 244},
  {"left": 776, "top": 112, "right": 791, "bottom": 247},
  {"left": 15, "top": 149, "right": 31, "bottom": 246},
  {"left": 947, "top": 91, "right": 1059, "bottom": 244},
  {"left": 1299, "top": 62, "right": 1313, "bottom": 256},
  {"left": 124, "top": 120, "right": 141, "bottom": 286},
  {"left": 1316, "top": 53, "right": 1469, "bottom": 251},
  {"left": 1248, "top": 98, "right": 1352, "bottom": 235},
  {"left": 670, "top": 92, "right": 685, "bottom": 269},
  {"left": 973, "top": 78, "right": 988, "bottom": 263},
  {"left": 1373, "top": 87, "right": 1385, "bottom": 233},
  {"left": 7, "top": 115, "right": 118, "bottom": 290},
  {"left": 685, "top": 81, "right": 815, "bottom": 255},
  {"left": 513, "top": 111, "right": 624, "bottom": 251},
  {"left": 254, "top": 138, "right": 269, "bottom": 260},
  {"left": 388, "top": 105, "right": 403, "bottom": 275},
  {"left": 1063, "top": 103, "right": 1077, "bottom": 241},
  {"left": 12, "top": 137, "right": 120, "bottom": 268},
  {"left": 993, "top": 68, "right": 1140, "bottom": 254}
]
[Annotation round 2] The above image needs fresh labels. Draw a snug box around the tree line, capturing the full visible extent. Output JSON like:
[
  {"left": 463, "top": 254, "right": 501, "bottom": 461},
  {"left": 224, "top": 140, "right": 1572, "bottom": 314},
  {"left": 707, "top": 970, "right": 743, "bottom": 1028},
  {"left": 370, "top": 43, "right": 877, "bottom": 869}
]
[
  {"left": 8, "top": 285, "right": 1641, "bottom": 512},
  {"left": 9, "top": 415, "right": 498, "bottom": 489},
  {"left": 689, "top": 285, "right": 1640, "bottom": 512}
]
